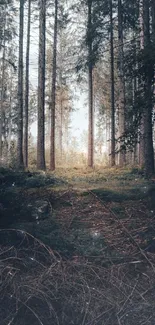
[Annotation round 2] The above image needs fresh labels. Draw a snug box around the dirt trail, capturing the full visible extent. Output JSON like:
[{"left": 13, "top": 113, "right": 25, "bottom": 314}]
[
  {"left": 52, "top": 185, "right": 155, "bottom": 265},
  {"left": 1, "top": 170, "right": 155, "bottom": 324}
]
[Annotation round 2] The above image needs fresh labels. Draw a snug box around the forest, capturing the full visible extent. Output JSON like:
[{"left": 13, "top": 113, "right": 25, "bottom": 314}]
[
  {"left": 0, "top": 0, "right": 155, "bottom": 173},
  {"left": 1, "top": 0, "right": 155, "bottom": 324}
]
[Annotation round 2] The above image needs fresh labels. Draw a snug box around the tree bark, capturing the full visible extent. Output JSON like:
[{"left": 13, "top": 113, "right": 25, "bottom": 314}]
[
  {"left": 59, "top": 87, "right": 63, "bottom": 161},
  {"left": 110, "top": 0, "right": 115, "bottom": 167},
  {"left": 143, "top": 0, "right": 154, "bottom": 175},
  {"left": 138, "top": 0, "right": 145, "bottom": 167},
  {"left": 117, "top": 0, "right": 125, "bottom": 166},
  {"left": 152, "top": 0, "right": 155, "bottom": 42},
  {"left": 132, "top": 36, "right": 138, "bottom": 165},
  {"left": 88, "top": 0, "right": 94, "bottom": 168},
  {"left": 50, "top": 0, "right": 58, "bottom": 171},
  {"left": 8, "top": 67, "right": 13, "bottom": 162},
  {"left": 0, "top": 4, "right": 7, "bottom": 162},
  {"left": 17, "top": 0, "right": 24, "bottom": 169},
  {"left": 37, "top": 0, "right": 46, "bottom": 170},
  {"left": 24, "top": 0, "right": 31, "bottom": 168},
  {"left": 59, "top": 33, "right": 63, "bottom": 161},
  {"left": 151, "top": 0, "right": 155, "bottom": 121},
  {"left": 0, "top": 38, "right": 6, "bottom": 161}
]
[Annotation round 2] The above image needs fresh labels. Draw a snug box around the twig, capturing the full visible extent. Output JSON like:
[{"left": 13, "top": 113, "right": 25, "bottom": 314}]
[{"left": 117, "top": 280, "right": 138, "bottom": 317}]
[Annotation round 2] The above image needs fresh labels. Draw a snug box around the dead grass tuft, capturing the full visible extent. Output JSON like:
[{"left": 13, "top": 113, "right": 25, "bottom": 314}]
[{"left": 1, "top": 229, "right": 155, "bottom": 325}]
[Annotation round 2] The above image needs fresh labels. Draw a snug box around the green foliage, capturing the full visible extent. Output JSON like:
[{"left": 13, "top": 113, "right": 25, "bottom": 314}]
[
  {"left": 75, "top": 0, "right": 110, "bottom": 74},
  {"left": 0, "top": 168, "right": 67, "bottom": 228},
  {"left": 122, "top": 0, "right": 139, "bottom": 30},
  {"left": 0, "top": 168, "right": 67, "bottom": 189},
  {"left": 91, "top": 184, "right": 155, "bottom": 203},
  {"left": 0, "top": 0, "right": 17, "bottom": 47}
]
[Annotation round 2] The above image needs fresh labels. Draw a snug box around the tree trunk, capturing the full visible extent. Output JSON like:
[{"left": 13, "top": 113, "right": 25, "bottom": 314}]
[
  {"left": 0, "top": 37, "right": 6, "bottom": 161},
  {"left": 151, "top": 0, "right": 155, "bottom": 126},
  {"left": 152, "top": 0, "right": 155, "bottom": 42},
  {"left": 138, "top": 0, "right": 145, "bottom": 167},
  {"left": 59, "top": 88, "right": 63, "bottom": 161},
  {"left": 8, "top": 68, "right": 13, "bottom": 162},
  {"left": 139, "top": 117, "right": 145, "bottom": 167},
  {"left": 143, "top": 0, "right": 154, "bottom": 175},
  {"left": 37, "top": 0, "right": 46, "bottom": 170},
  {"left": 17, "top": 0, "right": 24, "bottom": 169},
  {"left": 132, "top": 35, "right": 138, "bottom": 165},
  {"left": 88, "top": 0, "right": 94, "bottom": 168},
  {"left": 24, "top": 0, "right": 31, "bottom": 168},
  {"left": 110, "top": 0, "right": 115, "bottom": 167},
  {"left": 57, "top": 29, "right": 63, "bottom": 162},
  {"left": 59, "top": 33, "right": 63, "bottom": 161},
  {"left": 50, "top": 0, "right": 58, "bottom": 171},
  {"left": 117, "top": 0, "right": 125, "bottom": 166},
  {"left": 0, "top": 5, "right": 7, "bottom": 162}
]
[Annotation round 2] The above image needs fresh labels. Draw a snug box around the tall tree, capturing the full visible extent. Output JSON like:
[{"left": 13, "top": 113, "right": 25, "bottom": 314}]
[
  {"left": 139, "top": 0, "right": 145, "bottom": 167},
  {"left": 57, "top": 29, "right": 63, "bottom": 161},
  {"left": 152, "top": 0, "right": 155, "bottom": 94},
  {"left": 117, "top": 0, "right": 125, "bottom": 166},
  {"left": 110, "top": 0, "right": 115, "bottom": 166},
  {"left": 87, "top": 0, "right": 94, "bottom": 168},
  {"left": 0, "top": 21, "right": 6, "bottom": 160},
  {"left": 50, "top": 0, "right": 58, "bottom": 171},
  {"left": 17, "top": 0, "right": 24, "bottom": 168},
  {"left": 7, "top": 65, "right": 13, "bottom": 161},
  {"left": 24, "top": 0, "right": 31, "bottom": 168},
  {"left": 37, "top": 0, "right": 46, "bottom": 170},
  {"left": 142, "top": 0, "right": 154, "bottom": 174},
  {"left": 0, "top": 0, "right": 16, "bottom": 161},
  {"left": 74, "top": 0, "right": 106, "bottom": 167},
  {"left": 152, "top": 0, "right": 155, "bottom": 123},
  {"left": 152, "top": 0, "right": 155, "bottom": 43}
]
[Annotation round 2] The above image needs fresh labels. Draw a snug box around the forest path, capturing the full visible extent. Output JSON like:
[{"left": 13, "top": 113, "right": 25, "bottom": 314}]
[
  {"left": 1, "top": 168, "right": 155, "bottom": 324},
  {"left": 51, "top": 184, "right": 155, "bottom": 264}
]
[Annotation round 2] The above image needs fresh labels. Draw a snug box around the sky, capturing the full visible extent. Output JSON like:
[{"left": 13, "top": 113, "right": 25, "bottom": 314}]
[{"left": 30, "top": 91, "right": 88, "bottom": 139}]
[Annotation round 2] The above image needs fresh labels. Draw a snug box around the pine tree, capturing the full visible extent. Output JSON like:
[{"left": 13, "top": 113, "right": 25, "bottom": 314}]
[
  {"left": 0, "top": 19, "right": 6, "bottom": 159},
  {"left": 109, "top": 0, "right": 115, "bottom": 166},
  {"left": 0, "top": 0, "right": 16, "bottom": 162},
  {"left": 139, "top": 0, "right": 145, "bottom": 167},
  {"left": 142, "top": 0, "right": 154, "bottom": 174},
  {"left": 117, "top": 0, "right": 125, "bottom": 166},
  {"left": 17, "top": 0, "right": 24, "bottom": 169},
  {"left": 50, "top": 0, "right": 58, "bottom": 171},
  {"left": 24, "top": 0, "right": 31, "bottom": 168},
  {"left": 87, "top": 0, "right": 94, "bottom": 168},
  {"left": 37, "top": 0, "right": 46, "bottom": 170},
  {"left": 74, "top": 0, "right": 108, "bottom": 167},
  {"left": 152, "top": 0, "right": 155, "bottom": 43}
]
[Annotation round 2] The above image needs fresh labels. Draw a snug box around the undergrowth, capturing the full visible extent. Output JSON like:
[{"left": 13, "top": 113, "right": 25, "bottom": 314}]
[{"left": 1, "top": 167, "right": 155, "bottom": 324}]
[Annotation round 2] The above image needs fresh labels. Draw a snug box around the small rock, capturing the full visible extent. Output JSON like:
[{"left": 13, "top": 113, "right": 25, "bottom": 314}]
[{"left": 27, "top": 199, "right": 52, "bottom": 221}]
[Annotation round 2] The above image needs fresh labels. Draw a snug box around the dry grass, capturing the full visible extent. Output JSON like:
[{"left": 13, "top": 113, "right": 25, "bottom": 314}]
[
  {"left": 1, "top": 167, "right": 155, "bottom": 324},
  {"left": 1, "top": 229, "right": 155, "bottom": 325},
  {"left": 50, "top": 165, "right": 132, "bottom": 178}
]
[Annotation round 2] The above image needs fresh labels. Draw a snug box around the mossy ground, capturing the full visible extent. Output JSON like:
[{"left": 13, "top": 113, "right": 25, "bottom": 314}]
[
  {"left": 1, "top": 166, "right": 155, "bottom": 258},
  {"left": 1, "top": 166, "right": 155, "bottom": 324}
]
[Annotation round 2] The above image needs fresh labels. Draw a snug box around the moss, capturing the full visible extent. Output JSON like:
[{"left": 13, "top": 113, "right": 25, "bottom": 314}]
[{"left": 90, "top": 185, "right": 155, "bottom": 202}]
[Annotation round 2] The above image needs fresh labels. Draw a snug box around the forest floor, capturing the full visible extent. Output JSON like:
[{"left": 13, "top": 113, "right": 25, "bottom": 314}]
[{"left": 1, "top": 166, "right": 155, "bottom": 324}]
